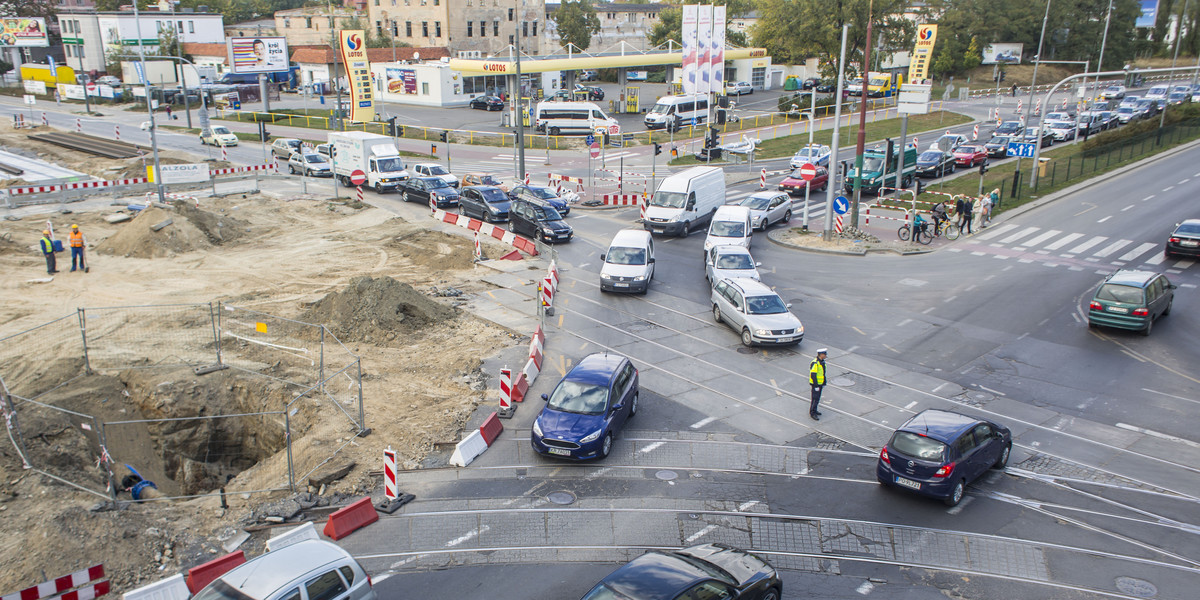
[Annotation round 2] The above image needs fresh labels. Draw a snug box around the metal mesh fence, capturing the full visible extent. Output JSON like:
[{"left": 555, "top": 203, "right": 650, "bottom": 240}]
[
  {"left": 82, "top": 304, "right": 219, "bottom": 371},
  {"left": 1, "top": 393, "right": 112, "bottom": 499},
  {"left": 0, "top": 313, "right": 86, "bottom": 399}
]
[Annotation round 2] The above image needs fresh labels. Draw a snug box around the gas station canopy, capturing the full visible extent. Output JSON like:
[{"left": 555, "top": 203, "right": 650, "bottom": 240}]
[{"left": 449, "top": 48, "right": 769, "bottom": 75}]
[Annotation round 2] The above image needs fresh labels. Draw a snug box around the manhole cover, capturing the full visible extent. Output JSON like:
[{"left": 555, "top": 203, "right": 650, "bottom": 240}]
[
  {"left": 1114, "top": 577, "right": 1157, "bottom": 598},
  {"left": 736, "top": 347, "right": 756, "bottom": 354},
  {"left": 831, "top": 377, "right": 855, "bottom": 387},
  {"left": 655, "top": 470, "right": 678, "bottom": 481},
  {"left": 547, "top": 491, "right": 576, "bottom": 505},
  {"left": 788, "top": 298, "right": 804, "bottom": 305}
]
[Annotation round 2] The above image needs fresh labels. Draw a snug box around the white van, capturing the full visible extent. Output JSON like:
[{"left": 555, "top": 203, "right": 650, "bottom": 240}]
[
  {"left": 704, "top": 205, "right": 753, "bottom": 255},
  {"left": 1144, "top": 85, "right": 1169, "bottom": 101},
  {"left": 644, "top": 94, "right": 710, "bottom": 131},
  {"left": 600, "top": 229, "right": 655, "bottom": 294},
  {"left": 643, "top": 166, "right": 726, "bottom": 237},
  {"left": 535, "top": 101, "right": 620, "bottom": 136}
]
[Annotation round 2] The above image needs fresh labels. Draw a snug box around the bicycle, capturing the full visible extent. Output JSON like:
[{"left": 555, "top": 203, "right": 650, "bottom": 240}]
[
  {"left": 932, "top": 218, "right": 960, "bottom": 241},
  {"left": 897, "top": 222, "right": 933, "bottom": 244}
]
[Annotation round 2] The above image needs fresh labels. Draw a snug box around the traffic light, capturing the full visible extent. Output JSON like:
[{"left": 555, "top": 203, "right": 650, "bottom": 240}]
[
  {"left": 654, "top": 143, "right": 662, "bottom": 156},
  {"left": 979, "top": 160, "right": 988, "bottom": 176},
  {"left": 387, "top": 116, "right": 398, "bottom": 137},
  {"left": 440, "top": 130, "right": 449, "bottom": 143},
  {"left": 885, "top": 138, "right": 895, "bottom": 166},
  {"left": 1000, "top": 71, "right": 1006, "bottom": 82}
]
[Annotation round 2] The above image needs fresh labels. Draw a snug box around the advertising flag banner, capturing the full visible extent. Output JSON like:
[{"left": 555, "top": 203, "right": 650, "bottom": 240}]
[
  {"left": 697, "top": 5, "right": 713, "bottom": 95},
  {"left": 227, "top": 37, "right": 290, "bottom": 74},
  {"left": 1136, "top": 0, "right": 1160, "bottom": 28},
  {"left": 338, "top": 30, "right": 375, "bottom": 123},
  {"left": 682, "top": 5, "right": 698, "bottom": 95},
  {"left": 712, "top": 6, "right": 726, "bottom": 92},
  {"left": 906, "top": 24, "right": 938, "bottom": 84}
]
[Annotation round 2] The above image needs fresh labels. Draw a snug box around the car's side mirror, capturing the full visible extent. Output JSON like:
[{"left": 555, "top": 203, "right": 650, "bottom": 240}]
[
  {"left": 599, "top": 253, "right": 606, "bottom": 261},
  {"left": 786, "top": 303, "right": 793, "bottom": 309},
  {"left": 686, "top": 200, "right": 696, "bottom": 210},
  {"left": 1168, "top": 283, "right": 1178, "bottom": 289},
  {"left": 540, "top": 393, "right": 549, "bottom": 402},
  {"left": 610, "top": 403, "right": 623, "bottom": 413},
  {"left": 647, "top": 257, "right": 655, "bottom": 264},
  {"left": 755, "top": 261, "right": 763, "bottom": 267}
]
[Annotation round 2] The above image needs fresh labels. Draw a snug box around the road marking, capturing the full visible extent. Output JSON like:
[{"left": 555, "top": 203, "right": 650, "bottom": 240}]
[
  {"left": 993, "top": 255, "right": 1009, "bottom": 260},
  {"left": 977, "top": 385, "right": 1006, "bottom": 396},
  {"left": 872, "top": 331, "right": 886, "bottom": 340},
  {"left": 1180, "top": 178, "right": 1191, "bottom": 184},
  {"left": 690, "top": 417, "right": 717, "bottom": 429},
  {"left": 738, "top": 500, "right": 759, "bottom": 512},
  {"left": 1018, "top": 258, "right": 1033, "bottom": 263},
  {"left": 943, "top": 295, "right": 957, "bottom": 303},
  {"left": 1117, "top": 423, "right": 1200, "bottom": 449},
  {"left": 1068, "top": 235, "right": 1107, "bottom": 254},
  {"left": 640, "top": 441, "right": 665, "bottom": 453},
  {"left": 964, "top": 284, "right": 977, "bottom": 292},
  {"left": 1120, "top": 349, "right": 1147, "bottom": 362},
  {"left": 1142, "top": 194, "right": 1156, "bottom": 201},
  {"left": 1071, "top": 312, "right": 1081, "bottom": 323},
  {"left": 1121, "top": 204, "right": 1136, "bottom": 212},
  {"left": 897, "top": 318, "right": 912, "bottom": 327},
  {"left": 558, "top": 314, "right": 564, "bottom": 327},
  {"left": 1143, "top": 252, "right": 1168, "bottom": 265},
  {"left": 971, "top": 251, "right": 986, "bottom": 256},
  {"left": 556, "top": 355, "right": 569, "bottom": 377},
  {"left": 1044, "top": 232, "right": 1084, "bottom": 250},
  {"left": 946, "top": 495, "right": 975, "bottom": 515},
  {"left": 684, "top": 524, "right": 718, "bottom": 543},
  {"left": 905, "top": 400, "right": 919, "bottom": 409},
  {"left": 1163, "top": 185, "right": 1175, "bottom": 192},
  {"left": 1174, "top": 259, "right": 1195, "bottom": 268},
  {"left": 852, "top": 326, "right": 867, "bottom": 335},
  {"left": 1097, "top": 216, "right": 1112, "bottom": 223},
  {"left": 1142, "top": 387, "right": 1200, "bottom": 406},
  {"left": 1000, "top": 226, "right": 1040, "bottom": 244},
  {"left": 1118, "top": 242, "right": 1157, "bottom": 262},
  {"left": 446, "top": 525, "right": 490, "bottom": 547},
  {"left": 882, "top": 344, "right": 900, "bottom": 354},
  {"left": 1092, "top": 239, "right": 1133, "bottom": 258},
  {"left": 974, "top": 223, "right": 1018, "bottom": 240},
  {"left": 1020, "top": 229, "right": 1062, "bottom": 248},
  {"left": 846, "top": 345, "right": 859, "bottom": 353},
  {"left": 771, "top": 378, "right": 781, "bottom": 396},
  {"left": 922, "top": 306, "right": 935, "bottom": 314},
  {"left": 856, "top": 581, "right": 875, "bottom": 595}
]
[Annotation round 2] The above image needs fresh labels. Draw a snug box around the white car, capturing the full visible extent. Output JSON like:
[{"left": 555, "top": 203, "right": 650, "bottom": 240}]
[
  {"left": 738, "top": 191, "right": 793, "bottom": 230},
  {"left": 289, "top": 152, "right": 333, "bottom": 177},
  {"left": 199, "top": 125, "right": 238, "bottom": 147},
  {"left": 412, "top": 162, "right": 459, "bottom": 187},
  {"left": 705, "top": 245, "right": 761, "bottom": 286},
  {"left": 727, "top": 81, "right": 753, "bottom": 95},
  {"left": 789, "top": 144, "right": 832, "bottom": 168},
  {"left": 1045, "top": 120, "right": 1076, "bottom": 141},
  {"left": 711, "top": 278, "right": 803, "bottom": 347},
  {"left": 95, "top": 75, "right": 122, "bottom": 87},
  {"left": 1102, "top": 85, "right": 1126, "bottom": 99}
]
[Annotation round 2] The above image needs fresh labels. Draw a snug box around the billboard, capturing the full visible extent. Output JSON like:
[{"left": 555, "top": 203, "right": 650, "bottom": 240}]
[
  {"left": 385, "top": 68, "right": 417, "bottom": 95},
  {"left": 1136, "top": 0, "right": 1160, "bottom": 28},
  {"left": 0, "top": 17, "right": 49, "bottom": 47},
  {"left": 227, "top": 37, "right": 290, "bottom": 74},
  {"left": 338, "top": 30, "right": 374, "bottom": 123},
  {"left": 906, "top": 24, "right": 938, "bottom": 84},
  {"left": 982, "top": 43, "right": 1023, "bottom": 65}
]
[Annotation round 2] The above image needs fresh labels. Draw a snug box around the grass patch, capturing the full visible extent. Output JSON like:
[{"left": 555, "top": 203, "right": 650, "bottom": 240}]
[{"left": 669, "top": 110, "right": 973, "bottom": 166}]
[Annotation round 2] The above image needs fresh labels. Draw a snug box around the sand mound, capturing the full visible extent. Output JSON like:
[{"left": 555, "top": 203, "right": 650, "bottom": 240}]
[
  {"left": 300, "top": 276, "right": 457, "bottom": 344},
  {"left": 95, "top": 206, "right": 211, "bottom": 258},
  {"left": 387, "top": 229, "right": 482, "bottom": 270},
  {"left": 172, "top": 202, "right": 249, "bottom": 245}
]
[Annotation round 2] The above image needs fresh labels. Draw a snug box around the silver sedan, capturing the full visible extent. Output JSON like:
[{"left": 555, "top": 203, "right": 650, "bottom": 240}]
[{"left": 738, "top": 191, "right": 793, "bottom": 231}]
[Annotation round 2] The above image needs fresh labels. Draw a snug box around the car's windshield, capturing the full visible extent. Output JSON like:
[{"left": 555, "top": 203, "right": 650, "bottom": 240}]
[
  {"left": 285, "top": 140, "right": 300, "bottom": 148},
  {"left": 376, "top": 157, "right": 405, "bottom": 172},
  {"left": 746, "top": 294, "right": 787, "bottom": 314},
  {"left": 716, "top": 253, "right": 753, "bottom": 270},
  {"left": 579, "top": 584, "right": 627, "bottom": 600},
  {"left": 479, "top": 175, "right": 501, "bottom": 185},
  {"left": 212, "top": 126, "right": 230, "bottom": 135},
  {"left": 650, "top": 191, "right": 687, "bottom": 208},
  {"left": 434, "top": 177, "right": 454, "bottom": 189},
  {"left": 989, "top": 136, "right": 1010, "bottom": 145},
  {"left": 304, "top": 155, "right": 324, "bottom": 163},
  {"left": 709, "top": 220, "right": 745, "bottom": 237},
  {"left": 480, "top": 189, "right": 509, "bottom": 204},
  {"left": 861, "top": 157, "right": 884, "bottom": 172},
  {"left": 890, "top": 431, "right": 948, "bottom": 461},
  {"left": 648, "top": 102, "right": 671, "bottom": 115},
  {"left": 740, "top": 196, "right": 771, "bottom": 210},
  {"left": 1118, "top": 107, "right": 1133, "bottom": 114},
  {"left": 530, "top": 187, "right": 556, "bottom": 199},
  {"left": 1024, "top": 128, "right": 1040, "bottom": 136},
  {"left": 426, "top": 165, "right": 449, "bottom": 175},
  {"left": 191, "top": 580, "right": 253, "bottom": 600},
  {"left": 958, "top": 146, "right": 983, "bottom": 154},
  {"left": 1097, "top": 283, "right": 1144, "bottom": 304},
  {"left": 606, "top": 246, "right": 647, "bottom": 265},
  {"left": 919, "top": 151, "right": 943, "bottom": 162},
  {"left": 547, "top": 380, "right": 608, "bottom": 414},
  {"left": 538, "top": 206, "right": 564, "bottom": 221},
  {"left": 869, "top": 78, "right": 887, "bottom": 86}
]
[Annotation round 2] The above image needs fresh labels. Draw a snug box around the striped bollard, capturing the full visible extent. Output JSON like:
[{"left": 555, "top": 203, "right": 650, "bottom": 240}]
[
  {"left": 1061, "top": 98, "right": 1068, "bottom": 109},
  {"left": 524, "top": 173, "right": 530, "bottom": 185},
  {"left": 498, "top": 368, "right": 513, "bottom": 416},
  {"left": 473, "top": 231, "right": 482, "bottom": 262},
  {"left": 835, "top": 214, "right": 844, "bottom": 233},
  {"left": 972, "top": 124, "right": 979, "bottom": 140},
  {"left": 1034, "top": 99, "right": 1041, "bottom": 116},
  {"left": 356, "top": 185, "right": 363, "bottom": 205},
  {"left": 541, "top": 276, "right": 554, "bottom": 315},
  {"left": 114, "top": 124, "right": 120, "bottom": 140},
  {"left": 383, "top": 447, "right": 397, "bottom": 500},
  {"left": 1016, "top": 100, "right": 1023, "bottom": 114},
  {"left": 759, "top": 168, "right": 766, "bottom": 189},
  {"left": 76, "top": 118, "right": 81, "bottom": 133},
  {"left": 864, "top": 206, "right": 870, "bottom": 226},
  {"left": 945, "top": 129, "right": 950, "bottom": 137},
  {"left": 221, "top": 144, "right": 227, "bottom": 162},
  {"left": 639, "top": 195, "right": 647, "bottom": 221},
  {"left": 912, "top": 137, "right": 918, "bottom": 150},
  {"left": 41, "top": 112, "right": 47, "bottom": 126}
]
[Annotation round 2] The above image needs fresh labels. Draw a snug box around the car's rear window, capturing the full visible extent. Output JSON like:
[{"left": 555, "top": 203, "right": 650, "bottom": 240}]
[
  {"left": 1097, "top": 283, "right": 1144, "bottom": 304},
  {"left": 716, "top": 254, "right": 753, "bottom": 270},
  {"left": 1176, "top": 223, "right": 1200, "bottom": 235},
  {"left": 192, "top": 580, "right": 253, "bottom": 600},
  {"left": 890, "top": 431, "right": 947, "bottom": 461},
  {"left": 919, "top": 151, "right": 943, "bottom": 161}
]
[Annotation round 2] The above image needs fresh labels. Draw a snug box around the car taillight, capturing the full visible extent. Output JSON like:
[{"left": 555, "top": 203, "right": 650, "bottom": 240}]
[
  {"left": 1169, "top": 237, "right": 1181, "bottom": 243},
  {"left": 879, "top": 447, "right": 890, "bottom": 464},
  {"left": 367, "top": 574, "right": 373, "bottom": 587},
  {"left": 1089, "top": 301, "right": 1102, "bottom": 310},
  {"left": 1132, "top": 308, "right": 1149, "bottom": 316},
  {"left": 933, "top": 462, "right": 955, "bottom": 478}
]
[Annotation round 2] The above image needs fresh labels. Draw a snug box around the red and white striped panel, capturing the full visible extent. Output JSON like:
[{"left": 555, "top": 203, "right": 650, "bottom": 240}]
[
  {"left": 546, "top": 260, "right": 559, "bottom": 291},
  {"left": 601, "top": 195, "right": 642, "bottom": 206},
  {"left": 2, "top": 566, "right": 105, "bottom": 600},
  {"left": 540, "top": 276, "right": 554, "bottom": 310},
  {"left": 430, "top": 208, "right": 538, "bottom": 256},
  {"left": 547, "top": 173, "right": 584, "bottom": 185},
  {"left": 528, "top": 325, "right": 545, "bottom": 370},
  {"left": 46, "top": 582, "right": 108, "bottom": 600},
  {"left": 209, "top": 164, "right": 271, "bottom": 176},
  {"left": 9, "top": 176, "right": 151, "bottom": 196}
]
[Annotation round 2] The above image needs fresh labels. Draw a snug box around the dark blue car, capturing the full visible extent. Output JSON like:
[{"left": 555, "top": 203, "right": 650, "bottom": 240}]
[
  {"left": 579, "top": 543, "right": 781, "bottom": 600},
  {"left": 509, "top": 184, "right": 571, "bottom": 216},
  {"left": 532, "top": 353, "right": 637, "bottom": 460},
  {"left": 876, "top": 409, "right": 1012, "bottom": 507}
]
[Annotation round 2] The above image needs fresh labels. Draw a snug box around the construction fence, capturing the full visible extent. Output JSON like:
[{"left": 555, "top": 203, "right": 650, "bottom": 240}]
[{"left": 0, "top": 303, "right": 365, "bottom": 504}]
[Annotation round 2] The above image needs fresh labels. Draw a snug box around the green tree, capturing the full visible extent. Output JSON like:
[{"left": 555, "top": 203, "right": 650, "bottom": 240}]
[
  {"left": 647, "top": 1, "right": 753, "bottom": 49},
  {"left": 962, "top": 36, "right": 982, "bottom": 72},
  {"left": 753, "top": 0, "right": 914, "bottom": 79},
  {"left": 553, "top": 0, "right": 601, "bottom": 52}
]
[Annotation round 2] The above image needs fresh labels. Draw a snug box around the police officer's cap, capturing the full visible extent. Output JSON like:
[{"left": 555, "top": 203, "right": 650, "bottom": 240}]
[{"left": 817, "top": 348, "right": 828, "bottom": 354}]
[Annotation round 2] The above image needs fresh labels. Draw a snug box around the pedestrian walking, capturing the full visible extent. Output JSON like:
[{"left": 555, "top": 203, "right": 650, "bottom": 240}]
[
  {"left": 989, "top": 188, "right": 1001, "bottom": 213},
  {"left": 1011, "top": 84, "right": 1018, "bottom": 97},
  {"left": 972, "top": 196, "right": 985, "bottom": 232},
  {"left": 68, "top": 224, "right": 87, "bottom": 272},
  {"left": 165, "top": 104, "right": 173, "bottom": 120},
  {"left": 39, "top": 229, "right": 58, "bottom": 275},
  {"left": 961, "top": 197, "right": 974, "bottom": 235},
  {"left": 809, "top": 349, "right": 827, "bottom": 421},
  {"left": 954, "top": 195, "right": 968, "bottom": 229}
]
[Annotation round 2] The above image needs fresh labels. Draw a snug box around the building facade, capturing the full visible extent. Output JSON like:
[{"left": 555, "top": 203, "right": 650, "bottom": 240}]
[
  {"left": 368, "top": 0, "right": 544, "bottom": 59},
  {"left": 56, "top": 6, "right": 225, "bottom": 74},
  {"left": 544, "top": 3, "right": 660, "bottom": 53},
  {"left": 274, "top": 6, "right": 364, "bottom": 46}
]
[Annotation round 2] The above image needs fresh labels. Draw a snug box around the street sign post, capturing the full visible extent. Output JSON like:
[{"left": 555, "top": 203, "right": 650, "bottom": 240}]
[
  {"left": 585, "top": 133, "right": 595, "bottom": 146},
  {"left": 1006, "top": 141, "right": 1037, "bottom": 158},
  {"left": 349, "top": 169, "right": 367, "bottom": 186},
  {"left": 799, "top": 162, "right": 818, "bottom": 181},
  {"left": 834, "top": 196, "right": 849, "bottom": 215},
  {"left": 589, "top": 142, "right": 600, "bottom": 158}
]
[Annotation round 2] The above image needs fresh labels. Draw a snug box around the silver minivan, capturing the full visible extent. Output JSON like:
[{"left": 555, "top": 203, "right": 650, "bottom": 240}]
[
  {"left": 600, "top": 229, "right": 655, "bottom": 294},
  {"left": 192, "top": 540, "right": 376, "bottom": 600}
]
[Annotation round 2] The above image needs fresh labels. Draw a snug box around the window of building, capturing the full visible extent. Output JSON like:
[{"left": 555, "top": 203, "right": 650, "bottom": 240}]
[
  {"left": 522, "top": 21, "right": 527, "bottom": 36},
  {"left": 65, "top": 45, "right": 72, "bottom": 57},
  {"left": 479, "top": 21, "right": 485, "bottom": 37},
  {"left": 376, "top": 20, "right": 383, "bottom": 35},
  {"left": 406, "top": 21, "right": 412, "bottom": 36},
  {"left": 391, "top": 21, "right": 398, "bottom": 35},
  {"left": 508, "top": 8, "right": 513, "bottom": 21},
  {"left": 532, "top": 21, "right": 536, "bottom": 36},
  {"left": 467, "top": 22, "right": 472, "bottom": 37},
  {"left": 284, "top": 18, "right": 291, "bottom": 28},
  {"left": 434, "top": 0, "right": 439, "bottom": 4},
  {"left": 493, "top": 20, "right": 499, "bottom": 36},
  {"left": 375, "top": 0, "right": 379, "bottom": 4},
  {"left": 77, "top": 44, "right": 84, "bottom": 58},
  {"left": 435, "top": 22, "right": 441, "bottom": 38},
  {"left": 509, "top": 34, "right": 514, "bottom": 44},
  {"left": 421, "top": 82, "right": 429, "bottom": 94},
  {"left": 177, "top": 20, "right": 183, "bottom": 32},
  {"left": 188, "top": 21, "right": 194, "bottom": 33},
  {"left": 422, "top": 21, "right": 428, "bottom": 37},
  {"left": 306, "top": 17, "right": 313, "bottom": 28}
]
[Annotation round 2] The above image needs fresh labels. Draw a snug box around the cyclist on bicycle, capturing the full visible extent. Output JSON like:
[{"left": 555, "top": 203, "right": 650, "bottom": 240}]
[{"left": 930, "top": 201, "right": 949, "bottom": 232}]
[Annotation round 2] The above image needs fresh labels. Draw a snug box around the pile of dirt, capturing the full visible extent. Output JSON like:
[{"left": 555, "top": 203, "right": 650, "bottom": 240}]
[
  {"left": 300, "top": 276, "right": 458, "bottom": 344},
  {"left": 387, "top": 229, "right": 484, "bottom": 269},
  {"left": 95, "top": 206, "right": 212, "bottom": 258},
  {"left": 0, "top": 229, "right": 26, "bottom": 256},
  {"left": 172, "top": 202, "right": 250, "bottom": 245}
]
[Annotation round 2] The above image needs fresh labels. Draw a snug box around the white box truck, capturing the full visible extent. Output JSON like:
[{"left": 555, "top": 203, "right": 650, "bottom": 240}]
[
  {"left": 643, "top": 166, "right": 726, "bottom": 237},
  {"left": 329, "top": 131, "right": 410, "bottom": 192}
]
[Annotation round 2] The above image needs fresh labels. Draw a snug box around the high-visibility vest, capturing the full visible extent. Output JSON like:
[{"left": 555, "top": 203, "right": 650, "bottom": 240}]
[
  {"left": 809, "top": 359, "right": 825, "bottom": 386},
  {"left": 69, "top": 230, "right": 84, "bottom": 248},
  {"left": 40, "top": 236, "right": 54, "bottom": 254}
]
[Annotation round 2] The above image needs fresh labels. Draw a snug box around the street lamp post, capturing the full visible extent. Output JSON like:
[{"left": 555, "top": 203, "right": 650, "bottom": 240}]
[
  {"left": 132, "top": 0, "right": 166, "bottom": 204},
  {"left": 823, "top": 24, "right": 850, "bottom": 242},
  {"left": 1017, "top": 0, "right": 1053, "bottom": 181}
]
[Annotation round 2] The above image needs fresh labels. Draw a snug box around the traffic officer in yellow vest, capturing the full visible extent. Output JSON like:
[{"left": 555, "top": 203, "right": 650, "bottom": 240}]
[
  {"left": 39, "top": 229, "right": 58, "bottom": 275},
  {"left": 809, "top": 348, "right": 827, "bottom": 420},
  {"left": 68, "top": 224, "right": 87, "bottom": 272}
]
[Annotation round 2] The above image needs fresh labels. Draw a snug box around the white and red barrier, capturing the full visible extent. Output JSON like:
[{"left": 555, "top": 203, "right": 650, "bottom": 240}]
[
  {"left": 835, "top": 215, "right": 844, "bottom": 233},
  {"left": 41, "top": 112, "right": 47, "bottom": 126},
  {"left": 972, "top": 124, "right": 979, "bottom": 140},
  {"left": 208, "top": 163, "right": 271, "bottom": 176},
  {"left": 759, "top": 168, "right": 766, "bottom": 189},
  {"left": 601, "top": 194, "right": 642, "bottom": 206},
  {"left": 221, "top": 144, "right": 227, "bottom": 162},
  {"left": 7, "top": 177, "right": 149, "bottom": 196},
  {"left": 2, "top": 565, "right": 106, "bottom": 600},
  {"left": 473, "top": 231, "right": 482, "bottom": 261},
  {"left": 383, "top": 447, "right": 397, "bottom": 500},
  {"left": 76, "top": 118, "right": 81, "bottom": 133},
  {"left": 540, "top": 260, "right": 559, "bottom": 314},
  {"left": 498, "top": 368, "right": 512, "bottom": 414},
  {"left": 430, "top": 207, "right": 538, "bottom": 256},
  {"left": 113, "top": 124, "right": 120, "bottom": 141},
  {"left": 1016, "top": 100, "right": 1023, "bottom": 114},
  {"left": 1034, "top": 98, "right": 1042, "bottom": 116}
]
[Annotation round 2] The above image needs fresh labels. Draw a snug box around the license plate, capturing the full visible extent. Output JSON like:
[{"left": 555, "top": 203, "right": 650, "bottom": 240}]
[
  {"left": 615, "top": 282, "right": 629, "bottom": 288},
  {"left": 777, "top": 336, "right": 794, "bottom": 342},
  {"left": 1183, "top": 240, "right": 1198, "bottom": 247},
  {"left": 652, "top": 228, "right": 664, "bottom": 233},
  {"left": 1108, "top": 306, "right": 1129, "bottom": 313},
  {"left": 894, "top": 476, "right": 921, "bottom": 490},
  {"left": 548, "top": 448, "right": 572, "bottom": 456}
]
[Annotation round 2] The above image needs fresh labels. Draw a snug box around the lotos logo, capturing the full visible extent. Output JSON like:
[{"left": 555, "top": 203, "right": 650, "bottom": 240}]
[
  {"left": 346, "top": 34, "right": 362, "bottom": 50},
  {"left": 918, "top": 27, "right": 933, "bottom": 41}
]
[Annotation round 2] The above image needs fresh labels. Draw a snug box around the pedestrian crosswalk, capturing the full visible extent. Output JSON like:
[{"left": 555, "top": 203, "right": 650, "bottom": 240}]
[{"left": 950, "top": 224, "right": 1196, "bottom": 274}]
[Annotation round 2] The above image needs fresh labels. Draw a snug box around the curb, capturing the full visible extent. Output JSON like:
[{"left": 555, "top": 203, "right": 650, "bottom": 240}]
[{"left": 765, "top": 227, "right": 933, "bottom": 256}]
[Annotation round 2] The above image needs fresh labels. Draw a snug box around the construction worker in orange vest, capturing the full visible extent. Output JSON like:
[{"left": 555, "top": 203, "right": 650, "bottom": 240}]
[{"left": 68, "top": 224, "right": 87, "bottom": 272}]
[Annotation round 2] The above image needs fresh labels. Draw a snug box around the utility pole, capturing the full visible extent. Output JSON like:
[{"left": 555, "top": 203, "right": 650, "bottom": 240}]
[
  {"left": 851, "top": 0, "right": 873, "bottom": 229},
  {"left": 132, "top": 0, "right": 165, "bottom": 204},
  {"left": 170, "top": 0, "right": 192, "bottom": 128},
  {"left": 514, "top": 10, "right": 528, "bottom": 183},
  {"left": 1017, "top": 0, "right": 1052, "bottom": 181},
  {"left": 823, "top": 24, "right": 850, "bottom": 241}
]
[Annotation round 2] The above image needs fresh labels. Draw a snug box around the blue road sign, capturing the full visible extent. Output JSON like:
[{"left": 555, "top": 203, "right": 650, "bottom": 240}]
[
  {"left": 585, "top": 133, "right": 595, "bottom": 146},
  {"left": 834, "top": 196, "right": 849, "bottom": 215},
  {"left": 1006, "top": 141, "right": 1037, "bottom": 158}
]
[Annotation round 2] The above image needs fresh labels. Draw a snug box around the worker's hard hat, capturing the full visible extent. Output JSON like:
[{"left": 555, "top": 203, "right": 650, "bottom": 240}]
[
  {"left": 71, "top": 224, "right": 79, "bottom": 229},
  {"left": 42, "top": 230, "right": 50, "bottom": 235}
]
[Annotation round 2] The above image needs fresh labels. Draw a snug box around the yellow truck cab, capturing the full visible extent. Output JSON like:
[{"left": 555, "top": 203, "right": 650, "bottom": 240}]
[{"left": 865, "top": 72, "right": 902, "bottom": 98}]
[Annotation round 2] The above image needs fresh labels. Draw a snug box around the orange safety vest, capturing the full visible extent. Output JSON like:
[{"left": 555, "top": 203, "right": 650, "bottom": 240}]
[{"left": 69, "top": 230, "right": 84, "bottom": 248}]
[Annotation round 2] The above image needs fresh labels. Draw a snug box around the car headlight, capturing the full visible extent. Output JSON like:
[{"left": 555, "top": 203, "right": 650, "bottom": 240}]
[
  {"left": 542, "top": 227, "right": 554, "bottom": 235},
  {"left": 579, "top": 429, "right": 603, "bottom": 444},
  {"left": 754, "top": 329, "right": 771, "bottom": 336},
  {"left": 633, "top": 275, "right": 645, "bottom": 281},
  {"left": 601, "top": 273, "right": 613, "bottom": 280},
  {"left": 532, "top": 419, "right": 542, "bottom": 437}
]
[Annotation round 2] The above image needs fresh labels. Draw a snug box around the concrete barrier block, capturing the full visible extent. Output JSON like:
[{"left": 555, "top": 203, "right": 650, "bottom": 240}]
[
  {"left": 124, "top": 574, "right": 189, "bottom": 600},
  {"left": 449, "top": 429, "right": 488, "bottom": 467}
]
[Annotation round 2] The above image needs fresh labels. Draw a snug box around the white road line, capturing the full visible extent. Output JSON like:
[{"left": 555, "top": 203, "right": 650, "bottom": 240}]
[
  {"left": 445, "top": 525, "right": 490, "bottom": 547},
  {"left": 1116, "top": 423, "right": 1200, "bottom": 449},
  {"left": 1117, "top": 242, "right": 1157, "bottom": 262},
  {"left": 1020, "top": 229, "right": 1062, "bottom": 248},
  {"left": 1142, "top": 387, "right": 1200, "bottom": 406},
  {"left": 999, "top": 226, "right": 1040, "bottom": 244},
  {"left": 738, "top": 500, "right": 759, "bottom": 512},
  {"left": 1173, "top": 259, "right": 1195, "bottom": 269},
  {"left": 974, "top": 223, "right": 1018, "bottom": 240},
  {"left": 977, "top": 385, "right": 1006, "bottom": 396},
  {"left": 906, "top": 400, "right": 920, "bottom": 409},
  {"left": 897, "top": 318, "right": 912, "bottom": 327},
  {"left": 1163, "top": 185, "right": 1175, "bottom": 192},
  {"left": 1067, "top": 235, "right": 1108, "bottom": 254},
  {"left": 1121, "top": 204, "right": 1135, "bottom": 212},
  {"left": 993, "top": 254, "right": 1009, "bottom": 259},
  {"left": 1092, "top": 239, "right": 1133, "bottom": 258},
  {"left": 640, "top": 441, "right": 665, "bottom": 453},
  {"left": 1044, "top": 232, "right": 1084, "bottom": 250},
  {"left": 856, "top": 581, "right": 875, "bottom": 595},
  {"left": 1143, "top": 253, "right": 1168, "bottom": 265},
  {"left": 1180, "top": 178, "right": 1191, "bottom": 184},
  {"left": 922, "top": 306, "right": 935, "bottom": 314},
  {"left": 1142, "top": 194, "right": 1156, "bottom": 201},
  {"left": 684, "top": 524, "right": 718, "bottom": 543},
  {"left": 689, "top": 416, "right": 717, "bottom": 429},
  {"left": 943, "top": 295, "right": 958, "bottom": 303},
  {"left": 1097, "top": 216, "right": 1112, "bottom": 223},
  {"left": 970, "top": 251, "right": 986, "bottom": 256}
]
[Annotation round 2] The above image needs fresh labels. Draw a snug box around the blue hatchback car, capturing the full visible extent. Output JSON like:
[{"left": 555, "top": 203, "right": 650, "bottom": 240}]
[
  {"left": 531, "top": 353, "right": 638, "bottom": 460},
  {"left": 876, "top": 409, "right": 1012, "bottom": 507}
]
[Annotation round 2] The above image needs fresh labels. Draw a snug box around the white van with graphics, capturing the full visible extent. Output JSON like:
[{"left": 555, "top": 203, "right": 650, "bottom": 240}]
[
  {"left": 644, "top": 94, "right": 710, "bottom": 131},
  {"left": 534, "top": 101, "right": 620, "bottom": 136},
  {"left": 643, "top": 166, "right": 726, "bottom": 237}
]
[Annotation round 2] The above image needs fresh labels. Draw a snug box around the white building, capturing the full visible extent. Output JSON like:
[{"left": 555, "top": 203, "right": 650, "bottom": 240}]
[{"left": 56, "top": 6, "right": 225, "bottom": 75}]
